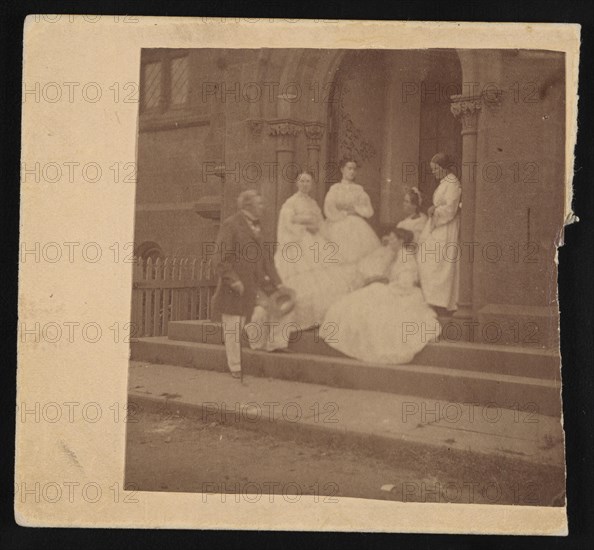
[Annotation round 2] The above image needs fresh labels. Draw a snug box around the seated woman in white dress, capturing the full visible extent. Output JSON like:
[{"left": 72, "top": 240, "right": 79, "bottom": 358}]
[
  {"left": 322, "top": 228, "right": 441, "bottom": 365},
  {"left": 262, "top": 172, "right": 364, "bottom": 345},
  {"left": 251, "top": 172, "right": 324, "bottom": 351},
  {"left": 274, "top": 172, "right": 327, "bottom": 282},
  {"left": 322, "top": 158, "right": 381, "bottom": 264},
  {"left": 397, "top": 187, "right": 428, "bottom": 244}
]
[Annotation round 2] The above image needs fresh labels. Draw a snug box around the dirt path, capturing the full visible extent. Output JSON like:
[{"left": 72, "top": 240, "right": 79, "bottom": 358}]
[{"left": 125, "top": 411, "right": 565, "bottom": 506}]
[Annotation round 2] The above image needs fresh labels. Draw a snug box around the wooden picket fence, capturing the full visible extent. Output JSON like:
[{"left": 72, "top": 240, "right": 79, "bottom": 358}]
[{"left": 131, "top": 256, "right": 217, "bottom": 338}]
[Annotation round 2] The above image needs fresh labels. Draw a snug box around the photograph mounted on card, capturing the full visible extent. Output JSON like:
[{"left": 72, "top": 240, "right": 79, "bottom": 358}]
[{"left": 16, "top": 16, "right": 579, "bottom": 533}]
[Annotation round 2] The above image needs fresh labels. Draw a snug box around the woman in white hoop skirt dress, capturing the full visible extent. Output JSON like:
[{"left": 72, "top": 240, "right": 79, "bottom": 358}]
[
  {"left": 322, "top": 158, "right": 381, "bottom": 264},
  {"left": 417, "top": 153, "right": 462, "bottom": 314},
  {"left": 274, "top": 172, "right": 327, "bottom": 282},
  {"left": 250, "top": 174, "right": 324, "bottom": 352},
  {"left": 270, "top": 172, "right": 365, "bottom": 342},
  {"left": 322, "top": 227, "right": 441, "bottom": 364}
]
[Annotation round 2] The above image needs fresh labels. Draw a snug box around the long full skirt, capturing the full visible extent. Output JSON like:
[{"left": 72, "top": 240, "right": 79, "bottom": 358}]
[
  {"left": 322, "top": 215, "right": 381, "bottom": 264},
  {"left": 323, "top": 283, "right": 441, "bottom": 364},
  {"left": 285, "top": 262, "right": 364, "bottom": 333}
]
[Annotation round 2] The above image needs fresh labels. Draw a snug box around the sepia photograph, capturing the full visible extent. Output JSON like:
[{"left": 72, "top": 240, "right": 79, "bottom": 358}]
[
  {"left": 125, "top": 46, "right": 566, "bottom": 506},
  {"left": 15, "top": 17, "right": 582, "bottom": 534}
]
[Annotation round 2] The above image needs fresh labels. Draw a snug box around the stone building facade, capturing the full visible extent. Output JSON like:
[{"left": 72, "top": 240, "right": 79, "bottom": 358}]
[{"left": 134, "top": 48, "right": 565, "bottom": 347}]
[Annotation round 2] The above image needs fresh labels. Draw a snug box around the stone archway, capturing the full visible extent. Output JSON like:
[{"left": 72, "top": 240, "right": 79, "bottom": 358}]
[
  {"left": 234, "top": 47, "right": 495, "bottom": 316},
  {"left": 323, "top": 50, "right": 389, "bottom": 231},
  {"left": 321, "top": 49, "right": 463, "bottom": 227},
  {"left": 135, "top": 241, "right": 164, "bottom": 261}
]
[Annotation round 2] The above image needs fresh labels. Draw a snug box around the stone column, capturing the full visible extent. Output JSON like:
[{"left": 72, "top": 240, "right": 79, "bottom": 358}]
[
  {"left": 450, "top": 94, "right": 482, "bottom": 319},
  {"left": 268, "top": 120, "right": 302, "bottom": 211},
  {"left": 304, "top": 122, "right": 325, "bottom": 203}
]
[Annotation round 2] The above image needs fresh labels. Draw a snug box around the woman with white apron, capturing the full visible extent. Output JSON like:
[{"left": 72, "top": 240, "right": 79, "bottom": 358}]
[{"left": 418, "top": 153, "right": 462, "bottom": 314}]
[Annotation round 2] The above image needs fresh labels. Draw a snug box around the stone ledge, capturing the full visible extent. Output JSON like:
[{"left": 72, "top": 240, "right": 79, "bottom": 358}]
[
  {"left": 166, "top": 320, "right": 561, "bottom": 380},
  {"left": 131, "top": 337, "right": 562, "bottom": 417},
  {"left": 477, "top": 303, "right": 559, "bottom": 349}
]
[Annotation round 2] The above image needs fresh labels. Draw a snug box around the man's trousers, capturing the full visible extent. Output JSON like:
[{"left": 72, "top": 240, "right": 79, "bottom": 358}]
[{"left": 221, "top": 314, "right": 246, "bottom": 373}]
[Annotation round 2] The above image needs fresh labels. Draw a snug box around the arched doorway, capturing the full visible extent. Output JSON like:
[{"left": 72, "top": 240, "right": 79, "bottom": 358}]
[
  {"left": 325, "top": 50, "right": 388, "bottom": 232},
  {"left": 325, "top": 49, "right": 462, "bottom": 225},
  {"left": 417, "top": 50, "right": 463, "bottom": 203}
]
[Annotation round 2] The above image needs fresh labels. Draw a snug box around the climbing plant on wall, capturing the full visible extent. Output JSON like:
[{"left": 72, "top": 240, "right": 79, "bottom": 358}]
[{"left": 337, "top": 83, "right": 378, "bottom": 165}]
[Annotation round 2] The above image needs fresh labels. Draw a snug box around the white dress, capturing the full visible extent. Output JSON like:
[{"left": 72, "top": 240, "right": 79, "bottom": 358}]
[
  {"left": 251, "top": 192, "right": 327, "bottom": 350},
  {"left": 322, "top": 253, "right": 441, "bottom": 364},
  {"left": 274, "top": 191, "right": 327, "bottom": 282},
  {"left": 269, "top": 191, "right": 364, "bottom": 337},
  {"left": 397, "top": 213, "right": 428, "bottom": 244},
  {"left": 322, "top": 181, "right": 381, "bottom": 264},
  {"left": 418, "top": 174, "right": 462, "bottom": 311},
  {"left": 283, "top": 261, "right": 364, "bottom": 335}
]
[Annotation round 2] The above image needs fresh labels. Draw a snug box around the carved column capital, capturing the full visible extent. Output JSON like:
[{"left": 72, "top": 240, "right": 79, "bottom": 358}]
[
  {"left": 450, "top": 95, "right": 482, "bottom": 134},
  {"left": 450, "top": 90, "right": 503, "bottom": 135},
  {"left": 267, "top": 119, "right": 302, "bottom": 137},
  {"left": 267, "top": 119, "right": 302, "bottom": 151},
  {"left": 304, "top": 123, "right": 325, "bottom": 149}
]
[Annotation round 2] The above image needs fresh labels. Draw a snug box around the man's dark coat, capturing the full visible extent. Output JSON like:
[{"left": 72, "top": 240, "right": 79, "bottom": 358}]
[{"left": 211, "top": 212, "right": 282, "bottom": 321}]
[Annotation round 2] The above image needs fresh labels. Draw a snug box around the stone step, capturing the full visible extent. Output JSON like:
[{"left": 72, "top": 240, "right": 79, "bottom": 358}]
[
  {"left": 167, "top": 320, "right": 560, "bottom": 381},
  {"left": 131, "top": 336, "right": 562, "bottom": 417},
  {"left": 167, "top": 315, "right": 556, "bottom": 349},
  {"left": 128, "top": 362, "right": 565, "bottom": 469}
]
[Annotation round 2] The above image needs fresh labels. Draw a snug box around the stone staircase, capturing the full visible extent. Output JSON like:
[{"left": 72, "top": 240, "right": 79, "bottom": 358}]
[{"left": 130, "top": 319, "right": 562, "bottom": 417}]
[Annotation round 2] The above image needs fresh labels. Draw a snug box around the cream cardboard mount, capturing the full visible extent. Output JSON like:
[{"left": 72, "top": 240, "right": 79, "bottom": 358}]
[{"left": 16, "top": 16, "right": 579, "bottom": 533}]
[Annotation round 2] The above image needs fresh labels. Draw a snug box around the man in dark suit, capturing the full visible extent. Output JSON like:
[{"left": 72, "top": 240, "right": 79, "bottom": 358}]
[{"left": 211, "top": 190, "right": 282, "bottom": 378}]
